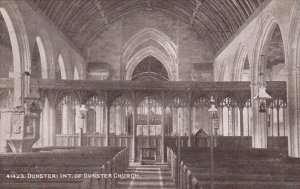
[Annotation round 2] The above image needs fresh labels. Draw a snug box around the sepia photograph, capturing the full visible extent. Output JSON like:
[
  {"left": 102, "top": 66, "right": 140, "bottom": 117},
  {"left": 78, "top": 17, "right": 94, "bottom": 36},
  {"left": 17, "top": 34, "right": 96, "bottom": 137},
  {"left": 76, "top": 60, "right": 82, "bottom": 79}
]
[{"left": 0, "top": 0, "right": 299, "bottom": 188}]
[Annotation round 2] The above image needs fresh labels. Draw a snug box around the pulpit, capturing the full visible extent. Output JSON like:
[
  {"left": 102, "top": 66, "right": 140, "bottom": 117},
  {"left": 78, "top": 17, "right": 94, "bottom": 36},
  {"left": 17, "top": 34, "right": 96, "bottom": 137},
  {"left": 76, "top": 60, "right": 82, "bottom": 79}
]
[{"left": 0, "top": 91, "right": 41, "bottom": 153}]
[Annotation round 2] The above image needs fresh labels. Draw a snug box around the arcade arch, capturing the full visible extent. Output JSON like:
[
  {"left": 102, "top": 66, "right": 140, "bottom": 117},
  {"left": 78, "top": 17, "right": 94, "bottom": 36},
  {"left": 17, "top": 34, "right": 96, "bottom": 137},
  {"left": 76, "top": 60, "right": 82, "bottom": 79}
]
[
  {"left": 58, "top": 54, "right": 67, "bottom": 80},
  {"left": 0, "top": 2, "right": 31, "bottom": 106}
]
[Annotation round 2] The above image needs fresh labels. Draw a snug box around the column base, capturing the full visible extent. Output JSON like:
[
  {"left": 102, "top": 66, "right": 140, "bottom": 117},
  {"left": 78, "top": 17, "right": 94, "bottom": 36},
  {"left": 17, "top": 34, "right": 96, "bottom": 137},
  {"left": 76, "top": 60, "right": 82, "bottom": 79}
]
[{"left": 7, "top": 139, "right": 36, "bottom": 153}]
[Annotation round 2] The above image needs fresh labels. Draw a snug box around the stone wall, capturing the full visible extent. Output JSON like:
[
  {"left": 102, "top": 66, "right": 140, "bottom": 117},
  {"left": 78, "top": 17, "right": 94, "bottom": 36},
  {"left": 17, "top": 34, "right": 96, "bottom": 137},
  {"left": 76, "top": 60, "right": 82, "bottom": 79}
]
[
  {"left": 14, "top": 1, "right": 87, "bottom": 79},
  {"left": 0, "top": 44, "right": 12, "bottom": 78},
  {"left": 214, "top": 0, "right": 296, "bottom": 82},
  {"left": 88, "top": 10, "right": 214, "bottom": 81}
]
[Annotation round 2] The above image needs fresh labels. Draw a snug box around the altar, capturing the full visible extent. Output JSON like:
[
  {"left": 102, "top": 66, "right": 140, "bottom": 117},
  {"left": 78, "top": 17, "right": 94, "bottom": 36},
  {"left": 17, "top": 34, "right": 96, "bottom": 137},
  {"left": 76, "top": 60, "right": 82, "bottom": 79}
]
[{"left": 139, "top": 147, "right": 157, "bottom": 164}]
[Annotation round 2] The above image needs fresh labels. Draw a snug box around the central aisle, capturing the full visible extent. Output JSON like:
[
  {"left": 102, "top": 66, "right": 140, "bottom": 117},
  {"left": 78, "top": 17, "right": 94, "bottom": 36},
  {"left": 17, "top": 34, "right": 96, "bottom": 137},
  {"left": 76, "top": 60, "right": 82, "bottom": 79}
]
[{"left": 116, "top": 164, "right": 176, "bottom": 189}]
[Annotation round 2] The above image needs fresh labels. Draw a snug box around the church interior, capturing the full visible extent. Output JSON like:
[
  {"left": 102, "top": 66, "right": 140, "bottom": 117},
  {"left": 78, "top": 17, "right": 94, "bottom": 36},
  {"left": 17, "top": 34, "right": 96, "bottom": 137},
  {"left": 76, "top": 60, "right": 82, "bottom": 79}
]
[{"left": 0, "top": 0, "right": 300, "bottom": 188}]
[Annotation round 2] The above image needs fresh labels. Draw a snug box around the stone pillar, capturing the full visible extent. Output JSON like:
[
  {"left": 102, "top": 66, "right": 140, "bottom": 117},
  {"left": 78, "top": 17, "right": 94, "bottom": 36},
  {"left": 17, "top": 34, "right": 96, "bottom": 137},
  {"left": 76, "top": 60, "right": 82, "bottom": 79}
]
[
  {"left": 49, "top": 104, "right": 56, "bottom": 146},
  {"left": 188, "top": 105, "right": 192, "bottom": 147},
  {"left": 75, "top": 104, "right": 80, "bottom": 134},
  {"left": 193, "top": 107, "right": 196, "bottom": 133},
  {"left": 232, "top": 108, "right": 236, "bottom": 136},
  {"left": 37, "top": 103, "right": 44, "bottom": 147},
  {"left": 41, "top": 98, "right": 51, "bottom": 146},
  {"left": 147, "top": 104, "right": 151, "bottom": 146},
  {"left": 14, "top": 72, "right": 23, "bottom": 107},
  {"left": 252, "top": 84, "right": 268, "bottom": 148},
  {"left": 69, "top": 105, "right": 76, "bottom": 135},
  {"left": 239, "top": 107, "right": 244, "bottom": 136},
  {"left": 132, "top": 106, "right": 137, "bottom": 162},
  {"left": 99, "top": 105, "right": 104, "bottom": 134},
  {"left": 110, "top": 106, "right": 115, "bottom": 134},
  {"left": 288, "top": 63, "right": 300, "bottom": 157},
  {"left": 82, "top": 108, "right": 87, "bottom": 134},
  {"left": 121, "top": 106, "right": 125, "bottom": 134},
  {"left": 95, "top": 105, "right": 101, "bottom": 133},
  {"left": 219, "top": 108, "right": 224, "bottom": 136},
  {"left": 172, "top": 107, "right": 178, "bottom": 135},
  {"left": 61, "top": 104, "right": 69, "bottom": 134},
  {"left": 178, "top": 108, "right": 183, "bottom": 136},
  {"left": 105, "top": 104, "right": 110, "bottom": 146},
  {"left": 116, "top": 106, "right": 121, "bottom": 135},
  {"left": 161, "top": 106, "right": 165, "bottom": 162},
  {"left": 0, "top": 111, "right": 8, "bottom": 152}
]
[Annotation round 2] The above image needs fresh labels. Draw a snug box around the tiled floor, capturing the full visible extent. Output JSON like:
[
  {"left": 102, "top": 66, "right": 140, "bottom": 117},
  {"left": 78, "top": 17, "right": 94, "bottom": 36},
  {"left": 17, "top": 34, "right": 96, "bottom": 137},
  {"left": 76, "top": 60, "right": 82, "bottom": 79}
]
[{"left": 116, "top": 164, "right": 175, "bottom": 189}]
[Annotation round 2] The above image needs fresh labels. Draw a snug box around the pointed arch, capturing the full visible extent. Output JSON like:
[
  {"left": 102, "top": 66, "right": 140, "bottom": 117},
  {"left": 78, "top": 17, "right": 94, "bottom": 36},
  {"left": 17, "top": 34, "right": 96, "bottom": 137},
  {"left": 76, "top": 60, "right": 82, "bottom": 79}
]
[
  {"left": 233, "top": 44, "right": 250, "bottom": 81},
  {"left": 35, "top": 36, "right": 48, "bottom": 79},
  {"left": 37, "top": 29, "right": 55, "bottom": 79},
  {"left": 252, "top": 14, "right": 286, "bottom": 84},
  {"left": 122, "top": 28, "right": 178, "bottom": 80},
  {"left": 218, "top": 60, "right": 226, "bottom": 81},
  {"left": 223, "top": 62, "right": 232, "bottom": 81},
  {"left": 126, "top": 46, "right": 175, "bottom": 80},
  {"left": 0, "top": 0, "right": 31, "bottom": 106},
  {"left": 58, "top": 54, "right": 67, "bottom": 80}
]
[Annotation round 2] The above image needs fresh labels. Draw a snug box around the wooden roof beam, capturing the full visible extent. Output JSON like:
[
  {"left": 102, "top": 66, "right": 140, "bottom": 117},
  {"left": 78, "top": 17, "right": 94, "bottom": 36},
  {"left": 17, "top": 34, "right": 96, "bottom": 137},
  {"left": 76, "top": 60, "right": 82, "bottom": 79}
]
[
  {"left": 94, "top": 0, "right": 108, "bottom": 27},
  {"left": 190, "top": 0, "right": 203, "bottom": 25}
]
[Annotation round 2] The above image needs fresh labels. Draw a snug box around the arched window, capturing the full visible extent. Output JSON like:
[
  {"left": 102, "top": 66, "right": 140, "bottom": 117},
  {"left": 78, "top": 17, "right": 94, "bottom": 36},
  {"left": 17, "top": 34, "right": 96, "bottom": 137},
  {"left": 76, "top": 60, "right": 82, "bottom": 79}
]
[{"left": 131, "top": 56, "right": 169, "bottom": 81}]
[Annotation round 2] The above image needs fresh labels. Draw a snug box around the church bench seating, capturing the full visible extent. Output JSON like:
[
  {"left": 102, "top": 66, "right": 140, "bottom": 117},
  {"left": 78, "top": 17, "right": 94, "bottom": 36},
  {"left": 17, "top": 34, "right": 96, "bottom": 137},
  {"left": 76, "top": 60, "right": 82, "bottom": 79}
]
[
  {"left": 167, "top": 147, "right": 300, "bottom": 189},
  {"left": 0, "top": 147, "right": 129, "bottom": 189}
]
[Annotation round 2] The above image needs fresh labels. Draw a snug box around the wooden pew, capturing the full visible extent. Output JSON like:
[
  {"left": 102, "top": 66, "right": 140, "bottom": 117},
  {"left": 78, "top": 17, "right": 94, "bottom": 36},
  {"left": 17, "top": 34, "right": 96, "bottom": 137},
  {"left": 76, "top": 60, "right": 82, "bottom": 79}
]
[
  {"left": 167, "top": 147, "right": 300, "bottom": 189},
  {"left": 0, "top": 147, "right": 129, "bottom": 189}
]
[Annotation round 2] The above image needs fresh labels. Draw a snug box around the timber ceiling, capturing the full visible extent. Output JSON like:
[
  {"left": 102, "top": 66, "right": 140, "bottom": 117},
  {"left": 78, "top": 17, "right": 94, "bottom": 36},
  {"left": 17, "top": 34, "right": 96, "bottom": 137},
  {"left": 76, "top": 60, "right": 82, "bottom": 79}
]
[
  {"left": 0, "top": 13, "right": 11, "bottom": 49},
  {"left": 28, "top": 0, "right": 265, "bottom": 54}
]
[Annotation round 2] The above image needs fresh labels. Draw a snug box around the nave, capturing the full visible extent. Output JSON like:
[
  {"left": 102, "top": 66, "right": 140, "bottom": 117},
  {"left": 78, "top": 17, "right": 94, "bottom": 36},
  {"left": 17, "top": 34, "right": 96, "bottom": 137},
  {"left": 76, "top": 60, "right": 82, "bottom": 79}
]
[
  {"left": 1, "top": 0, "right": 300, "bottom": 188},
  {"left": 116, "top": 165, "right": 175, "bottom": 189}
]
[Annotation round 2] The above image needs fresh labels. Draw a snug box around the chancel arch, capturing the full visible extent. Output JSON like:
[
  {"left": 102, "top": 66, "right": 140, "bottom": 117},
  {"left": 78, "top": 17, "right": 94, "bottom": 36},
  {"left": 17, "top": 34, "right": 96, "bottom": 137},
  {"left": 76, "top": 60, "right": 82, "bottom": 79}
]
[
  {"left": 2, "top": 1, "right": 300, "bottom": 188},
  {"left": 123, "top": 28, "right": 178, "bottom": 81}
]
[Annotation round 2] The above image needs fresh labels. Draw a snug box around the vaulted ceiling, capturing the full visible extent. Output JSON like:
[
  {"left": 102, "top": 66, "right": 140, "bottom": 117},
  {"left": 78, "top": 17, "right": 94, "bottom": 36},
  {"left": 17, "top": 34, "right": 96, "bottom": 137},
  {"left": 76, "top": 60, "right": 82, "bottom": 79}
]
[{"left": 29, "top": 0, "right": 266, "bottom": 54}]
